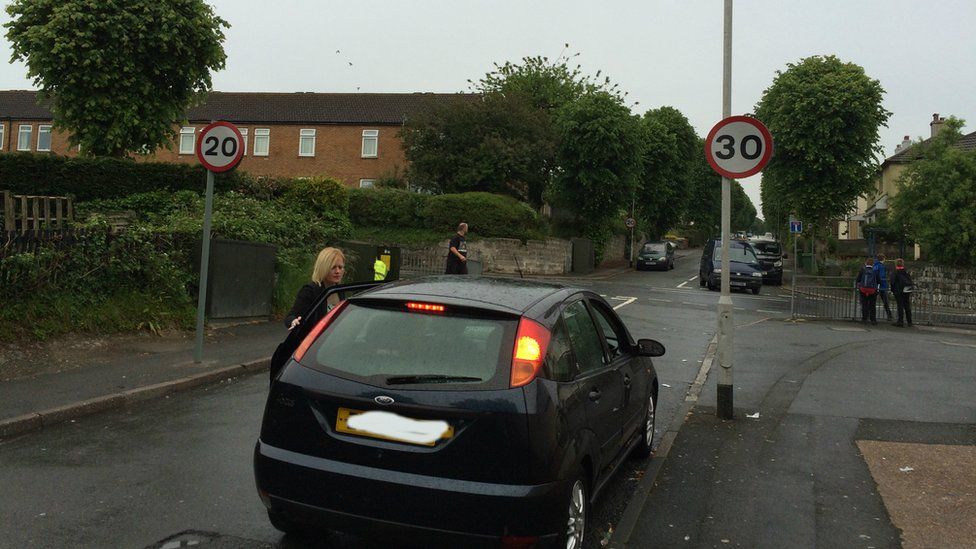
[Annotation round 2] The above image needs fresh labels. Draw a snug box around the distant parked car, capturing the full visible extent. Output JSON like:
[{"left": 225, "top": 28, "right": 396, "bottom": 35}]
[
  {"left": 698, "top": 238, "right": 763, "bottom": 294},
  {"left": 255, "top": 277, "right": 664, "bottom": 548},
  {"left": 636, "top": 241, "right": 675, "bottom": 271},
  {"left": 749, "top": 239, "right": 784, "bottom": 285}
]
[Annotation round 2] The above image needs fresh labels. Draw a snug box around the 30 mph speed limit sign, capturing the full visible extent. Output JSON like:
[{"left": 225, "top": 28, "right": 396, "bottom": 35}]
[
  {"left": 196, "top": 121, "right": 244, "bottom": 173},
  {"left": 705, "top": 116, "right": 773, "bottom": 179}
]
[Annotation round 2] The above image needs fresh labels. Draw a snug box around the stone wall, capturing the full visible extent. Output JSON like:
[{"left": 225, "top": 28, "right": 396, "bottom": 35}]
[
  {"left": 915, "top": 265, "right": 976, "bottom": 309},
  {"left": 400, "top": 237, "right": 574, "bottom": 276},
  {"left": 599, "top": 235, "right": 628, "bottom": 268}
]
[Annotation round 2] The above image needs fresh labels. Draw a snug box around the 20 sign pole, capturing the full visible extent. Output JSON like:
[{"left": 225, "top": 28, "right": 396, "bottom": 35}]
[
  {"left": 193, "top": 122, "right": 245, "bottom": 363},
  {"left": 705, "top": 1, "right": 773, "bottom": 419}
]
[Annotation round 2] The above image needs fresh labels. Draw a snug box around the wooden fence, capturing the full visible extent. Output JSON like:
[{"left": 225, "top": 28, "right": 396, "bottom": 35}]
[{"left": 2, "top": 190, "right": 74, "bottom": 234}]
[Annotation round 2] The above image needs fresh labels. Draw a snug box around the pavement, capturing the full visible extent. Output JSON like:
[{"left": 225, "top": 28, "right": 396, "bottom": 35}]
[{"left": 611, "top": 317, "right": 976, "bottom": 549}]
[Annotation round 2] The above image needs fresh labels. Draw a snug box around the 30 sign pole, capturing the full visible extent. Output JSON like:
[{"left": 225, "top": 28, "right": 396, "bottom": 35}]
[
  {"left": 193, "top": 121, "right": 245, "bottom": 363},
  {"left": 705, "top": 1, "right": 774, "bottom": 419}
]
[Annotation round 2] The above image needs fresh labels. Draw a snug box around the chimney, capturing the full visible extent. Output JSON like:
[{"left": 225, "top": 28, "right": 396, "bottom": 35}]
[
  {"left": 894, "top": 135, "right": 912, "bottom": 154},
  {"left": 930, "top": 113, "right": 945, "bottom": 138}
]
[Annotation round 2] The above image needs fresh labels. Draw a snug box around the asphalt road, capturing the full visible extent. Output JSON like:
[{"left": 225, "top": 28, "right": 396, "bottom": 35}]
[{"left": 0, "top": 250, "right": 798, "bottom": 549}]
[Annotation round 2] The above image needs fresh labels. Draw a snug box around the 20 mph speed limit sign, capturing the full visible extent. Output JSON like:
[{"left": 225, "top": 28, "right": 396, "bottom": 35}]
[
  {"left": 705, "top": 116, "right": 773, "bottom": 179},
  {"left": 196, "top": 121, "right": 244, "bottom": 173}
]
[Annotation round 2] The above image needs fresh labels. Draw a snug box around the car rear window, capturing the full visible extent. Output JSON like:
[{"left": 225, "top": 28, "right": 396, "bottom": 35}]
[
  {"left": 713, "top": 241, "right": 758, "bottom": 263},
  {"left": 752, "top": 241, "right": 782, "bottom": 255},
  {"left": 302, "top": 301, "right": 518, "bottom": 390}
]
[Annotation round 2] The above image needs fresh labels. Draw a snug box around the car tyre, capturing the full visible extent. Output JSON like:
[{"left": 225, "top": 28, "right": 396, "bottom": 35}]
[
  {"left": 752, "top": 286, "right": 761, "bottom": 295},
  {"left": 669, "top": 259, "right": 675, "bottom": 270},
  {"left": 633, "top": 392, "right": 656, "bottom": 458},
  {"left": 699, "top": 275, "right": 706, "bottom": 287},
  {"left": 559, "top": 472, "right": 589, "bottom": 549}
]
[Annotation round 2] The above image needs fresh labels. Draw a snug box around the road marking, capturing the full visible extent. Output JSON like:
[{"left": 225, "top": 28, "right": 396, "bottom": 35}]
[
  {"left": 757, "top": 309, "right": 783, "bottom": 314},
  {"left": 677, "top": 275, "right": 698, "bottom": 289},
  {"left": 677, "top": 281, "right": 689, "bottom": 288},
  {"left": 940, "top": 340, "right": 976, "bottom": 349},
  {"left": 612, "top": 297, "right": 637, "bottom": 310},
  {"left": 737, "top": 317, "right": 770, "bottom": 328},
  {"left": 681, "top": 301, "right": 706, "bottom": 307},
  {"left": 646, "top": 298, "right": 672, "bottom": 303}
]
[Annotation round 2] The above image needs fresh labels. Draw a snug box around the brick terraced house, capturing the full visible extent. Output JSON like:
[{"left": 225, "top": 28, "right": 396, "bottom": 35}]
[{"left": 0, "top": 90, "right": 475, "bottom": 188}]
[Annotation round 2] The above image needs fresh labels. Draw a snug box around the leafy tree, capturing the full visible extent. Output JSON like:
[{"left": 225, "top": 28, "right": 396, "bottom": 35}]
[
  {"left": 400, "top": 92, "right": 555, "bottom": 205},
  {"left": 5, "top": 0, "right": 229, "bottom": 157},
  {"left": 891, "top": 118, "right": 976, "bottom": 267},
  {"left": 551, "top": 92, "right": 645, "bottom": 258},
  {"left": 636, "top": 106, "right": 698, "bottom": 239},
  {"left": 684, "top": 140, "right": 756, "bottom": 242},
  {"left": 475, "top": 48, "right": 624, "bottom": 111},
  {"left": 731, "top": 183, "right": 757, "bottom": 231},
  {"left": 754, "top": 55, "right": 891, "bottom": 247}
]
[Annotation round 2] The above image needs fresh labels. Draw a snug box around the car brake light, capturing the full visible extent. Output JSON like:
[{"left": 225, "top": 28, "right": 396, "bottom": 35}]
[
  {"left": 511, "top": 318, "right": 551, "bottom": 388},
  {"left": 406, "top": 302, "right": 446, "bottom": 313},
  {"left": 293, "top": 300, "right": 349, "bottom": 363}
]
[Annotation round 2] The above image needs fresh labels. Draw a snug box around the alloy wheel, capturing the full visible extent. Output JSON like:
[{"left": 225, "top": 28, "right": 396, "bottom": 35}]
[
  {"left": 644, "top": 395, "right": 655, "bottom": 450},
  {"left": 566, "top": 479, "right": 586, "bottom": 549}
]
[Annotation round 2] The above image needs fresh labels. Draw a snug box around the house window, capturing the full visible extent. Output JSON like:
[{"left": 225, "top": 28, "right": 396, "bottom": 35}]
[
  {"left": 299, "top": 129, "right": 316, "bottom": 157},
  {"left": 18, "top": 125, "right": 32, "bottom": 151},
  {"left": 239, "top": 128, "right": 248, "bottom": 155},
  {"left": 0, "top": 123, "right": 5, "bottom": 150},
  {"left": 359, "top": 179, "right": 376, "bottom": 189},
  {"left": 254, "top": 128, "right": 270, "bottom": 156},
  {"left": 179, "top": 127, "right": 195, "bottom": 155},
  {"left": 361, "top": 129, "right": 378, "bottom": 158},
  {"left": 37, "top": 125, "right": 52, "bottom": 152}
]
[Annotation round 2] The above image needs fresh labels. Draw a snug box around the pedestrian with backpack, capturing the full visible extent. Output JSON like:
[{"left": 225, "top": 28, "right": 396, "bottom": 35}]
[
  {"left": 856, "top": 257, "right": 879, "bottom": 325},
  {"left": 891, "top": 258, "right": 915, "bottom": 327}
]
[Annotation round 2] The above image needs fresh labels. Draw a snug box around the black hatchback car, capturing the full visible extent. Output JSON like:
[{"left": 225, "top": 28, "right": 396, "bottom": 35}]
[
  {"left": 255, "top": 277, "right": 663, "bottom": 548},
  {"left": 749, "top": 239, "right": 784, "bottom": 285},
  {"left": 635, "top": 241, "right": 674, "bottom": 271},
  {"left": 698, "top": 238, "right": 764, "bottom": 294}
]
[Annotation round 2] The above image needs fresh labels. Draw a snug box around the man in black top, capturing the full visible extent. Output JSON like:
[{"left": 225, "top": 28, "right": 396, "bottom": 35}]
[{"left": 445, "top": 222, "right": 468, "bottom": 274}]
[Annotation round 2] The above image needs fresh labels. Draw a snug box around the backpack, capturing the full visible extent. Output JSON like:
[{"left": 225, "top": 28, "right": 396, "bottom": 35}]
[{"left": 859, "top": 266, "right": 878, "bottom": 295}]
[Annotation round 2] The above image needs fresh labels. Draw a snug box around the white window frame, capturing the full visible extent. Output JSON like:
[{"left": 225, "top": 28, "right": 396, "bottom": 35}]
[
  {"left": 359, "top": 179, "right": 376, "bottom": 189},
  {"left": 239, "top": 128, "right": 248, "bottom": 156},
  {"left": 361, "top": 129, "right": 378, "bottom": 158},
  {"left": 0, "top": 123, "right": 5, "bottom": 150},
  {"left": 299, "top": 128, "right": 316, "bottom": 157},
  {"left": 253, "top": 128, "right": 270, "bottom": 156},
  {"left": 37, "top": 125, "right": 52, "bottom": 152},
  {"left": 18, "top": 125, "right": 32, "bottom": 151},
  {"left": 179, "top": 126, "right": 195, "bottom": 155}
]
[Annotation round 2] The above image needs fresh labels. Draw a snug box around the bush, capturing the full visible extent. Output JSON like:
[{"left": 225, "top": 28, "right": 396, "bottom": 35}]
[
  {"left": 0, "top": 153, "right": 248, "bottom": 200},
  {"left": 421, "top": 192, "right": 543, "bottom": 240},
  {"left": 348, "top": 188, "right": 427, "bottom": 228},
  {"left": 280, "top": 176, "right": 349, "bottom": 216}
]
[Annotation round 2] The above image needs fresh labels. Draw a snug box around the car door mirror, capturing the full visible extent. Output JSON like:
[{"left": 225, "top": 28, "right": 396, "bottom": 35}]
[{"left": 637, "top": 339, "right": 665, "bottom": 357}]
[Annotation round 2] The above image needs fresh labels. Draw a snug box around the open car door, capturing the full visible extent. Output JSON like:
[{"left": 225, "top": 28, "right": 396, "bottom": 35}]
[{"left": 269, "top": 281, "right": 385, "bottom": 383}]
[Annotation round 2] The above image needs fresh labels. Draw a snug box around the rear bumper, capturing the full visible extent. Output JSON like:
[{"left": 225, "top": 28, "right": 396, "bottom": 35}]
[
  {"left": 709, "top": 275, "right": 762, "bottom": 290},
  {"left": 636, "top": 258, "right": 666, "bottom": 270},
  {"left": 254, "top": 441, "right": 566, "bottom": 547}
]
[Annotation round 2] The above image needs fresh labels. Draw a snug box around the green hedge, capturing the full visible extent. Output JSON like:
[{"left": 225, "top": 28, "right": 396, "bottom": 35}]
[
  {"left": 0, "top": 152, "right": 248, "bottom": 200},
  {"left": 349, "top": 189, "right": 544, "bottom": 241}
]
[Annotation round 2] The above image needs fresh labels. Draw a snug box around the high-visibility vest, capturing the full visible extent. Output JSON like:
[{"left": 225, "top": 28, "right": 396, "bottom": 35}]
[{"left": 374, "top": 259, "right": 388, "bottom": 281}]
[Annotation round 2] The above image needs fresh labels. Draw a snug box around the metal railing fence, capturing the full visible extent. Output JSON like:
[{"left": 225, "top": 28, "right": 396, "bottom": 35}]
[{"left": 793, "top": 283, "right": 976, "bottom": 326}]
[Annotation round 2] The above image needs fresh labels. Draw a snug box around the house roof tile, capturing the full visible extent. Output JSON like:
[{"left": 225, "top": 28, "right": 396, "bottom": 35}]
[
  {"left": 0, "top": 90, "right": 477, "bottom": 125},
  {"left": 884, "top": 129, "right": 976, "bottom": 165}
]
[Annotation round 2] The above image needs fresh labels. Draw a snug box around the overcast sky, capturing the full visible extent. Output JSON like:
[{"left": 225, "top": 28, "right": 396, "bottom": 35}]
[{"left": 3, "top": 0, "right": 975, "bottom": 218}]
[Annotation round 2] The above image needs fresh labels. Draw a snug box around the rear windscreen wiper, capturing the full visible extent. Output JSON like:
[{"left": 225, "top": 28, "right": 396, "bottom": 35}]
[{"left": 386, "top": 375, "right": 482, "bottom": 385}]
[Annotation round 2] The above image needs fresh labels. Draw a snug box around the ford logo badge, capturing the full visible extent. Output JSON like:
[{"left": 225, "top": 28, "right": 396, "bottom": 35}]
[{"left": 374, "top": 395, "right": 395, "bottom": 405}]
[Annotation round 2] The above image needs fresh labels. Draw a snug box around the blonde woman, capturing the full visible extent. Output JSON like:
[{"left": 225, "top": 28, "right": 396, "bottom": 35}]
[{"left": 284, "top": 247, "right": 345, "bottom": 330}]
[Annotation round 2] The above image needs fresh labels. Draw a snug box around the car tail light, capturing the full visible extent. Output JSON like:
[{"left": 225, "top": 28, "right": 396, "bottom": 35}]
[
  {"left": 406, "top": 301, "right": 446, "bottom": 313},
  {"left": 510, "top": 318, "right": 551, "bottom": 388},
  {"left": 293, "top": 300, "right": 349, "bottom": 363}
]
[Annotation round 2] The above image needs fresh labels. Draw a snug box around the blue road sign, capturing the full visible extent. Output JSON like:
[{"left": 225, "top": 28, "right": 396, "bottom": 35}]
[{"left": 789, "top": 220, "right": 802, "bottom": 233}]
